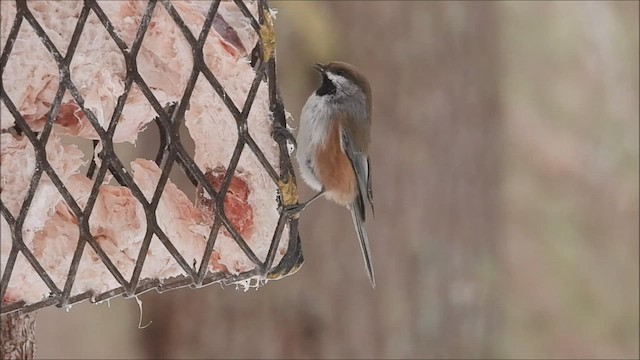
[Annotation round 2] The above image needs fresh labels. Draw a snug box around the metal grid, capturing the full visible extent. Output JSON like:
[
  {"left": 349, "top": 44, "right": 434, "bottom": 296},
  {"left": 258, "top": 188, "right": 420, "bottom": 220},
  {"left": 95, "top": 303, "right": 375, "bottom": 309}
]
[{"left": 0, "top": 0, "right": 302, "bottom": 316}]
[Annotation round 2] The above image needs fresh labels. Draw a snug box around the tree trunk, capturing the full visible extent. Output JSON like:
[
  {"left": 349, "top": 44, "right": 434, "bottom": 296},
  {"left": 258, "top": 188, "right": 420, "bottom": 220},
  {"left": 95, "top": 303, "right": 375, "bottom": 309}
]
[
  {"left": 140, "top": 2, "right": 503, "bottom": 358},
  {"left": 0, "top": 312, "right": 36, "bottom": 360}
]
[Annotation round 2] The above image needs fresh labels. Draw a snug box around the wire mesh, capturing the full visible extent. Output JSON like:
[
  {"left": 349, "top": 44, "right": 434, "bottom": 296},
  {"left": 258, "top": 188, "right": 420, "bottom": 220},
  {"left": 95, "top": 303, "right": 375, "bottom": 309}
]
[{"left": 0, "top": 0, "right": 302, "bottom": 316}]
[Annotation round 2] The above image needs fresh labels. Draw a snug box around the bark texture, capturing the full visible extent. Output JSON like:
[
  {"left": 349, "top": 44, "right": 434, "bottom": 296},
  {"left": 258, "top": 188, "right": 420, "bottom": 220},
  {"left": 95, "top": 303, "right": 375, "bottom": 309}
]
[{"left": 0, "top": 312, "right": 36, "bottom": 360}]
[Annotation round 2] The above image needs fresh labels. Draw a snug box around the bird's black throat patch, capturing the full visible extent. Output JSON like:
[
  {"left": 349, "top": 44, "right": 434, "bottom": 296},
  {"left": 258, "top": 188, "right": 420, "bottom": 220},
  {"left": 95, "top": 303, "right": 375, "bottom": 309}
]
[{"left": 316, "top": 74, "right": 336, "bottom": 96}]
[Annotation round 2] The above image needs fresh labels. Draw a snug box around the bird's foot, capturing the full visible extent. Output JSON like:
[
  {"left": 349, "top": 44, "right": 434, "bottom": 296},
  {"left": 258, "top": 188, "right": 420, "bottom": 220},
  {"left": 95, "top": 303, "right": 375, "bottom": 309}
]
[
  {"left": 282, "top": 189, "right": 325, "bottom": 217},
  {"left": 283, "top": 202, "right": 308, "bottom": 216},
  {"left": 272, "top": 125, "right": 297, "bottom": 150}
]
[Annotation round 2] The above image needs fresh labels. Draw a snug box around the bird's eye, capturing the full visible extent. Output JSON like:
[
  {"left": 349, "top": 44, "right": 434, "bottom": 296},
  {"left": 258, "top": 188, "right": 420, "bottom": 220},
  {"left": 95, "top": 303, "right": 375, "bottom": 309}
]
[{"left": 335, "top": 69, "right": 345, "bottom": 76}]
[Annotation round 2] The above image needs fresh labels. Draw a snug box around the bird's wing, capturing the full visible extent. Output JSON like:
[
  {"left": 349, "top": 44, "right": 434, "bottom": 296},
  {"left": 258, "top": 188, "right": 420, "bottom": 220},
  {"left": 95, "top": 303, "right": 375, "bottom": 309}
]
[
  {"left": 366, "top": 156, "right": 374, "bottom": 216},
  {"left": 341, "top": 124, "right": 375, "bottom": 287},
  {"left": 350, "top": 193, "right": 375, "bottom": 287},
  {"left": 340, "top": 125, "right": 373, "bottom": 220}
]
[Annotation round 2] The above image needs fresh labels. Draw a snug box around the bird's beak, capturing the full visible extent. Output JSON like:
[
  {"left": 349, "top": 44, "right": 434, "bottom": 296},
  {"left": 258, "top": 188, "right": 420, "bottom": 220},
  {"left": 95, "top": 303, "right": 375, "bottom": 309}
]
[{"left": 313, "top": 63, "right": 325, "bottom": 73}]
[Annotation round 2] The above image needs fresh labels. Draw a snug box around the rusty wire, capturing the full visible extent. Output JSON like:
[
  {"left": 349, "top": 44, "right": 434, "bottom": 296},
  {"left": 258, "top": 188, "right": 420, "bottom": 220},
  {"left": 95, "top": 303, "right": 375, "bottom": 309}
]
[{"left": 0, "top": 0, "right": 301, "bottom": 316}]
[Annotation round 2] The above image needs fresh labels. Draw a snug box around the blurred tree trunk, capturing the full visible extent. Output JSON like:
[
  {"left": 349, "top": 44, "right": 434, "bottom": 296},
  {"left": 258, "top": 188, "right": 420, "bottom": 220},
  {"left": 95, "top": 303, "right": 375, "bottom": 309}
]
[
  {"left": 140, "top": 2, "right": 503, "bottom": 359},
  {"left": 321, "top": 2, "right": 504, "bottom": 357}
]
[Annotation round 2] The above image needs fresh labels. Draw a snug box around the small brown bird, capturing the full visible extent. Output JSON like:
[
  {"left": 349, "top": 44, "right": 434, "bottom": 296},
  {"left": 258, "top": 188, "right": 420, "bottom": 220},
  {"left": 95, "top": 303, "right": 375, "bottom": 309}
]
[{"left": 293, "top": 61, "right": 375, "bottom": 287}]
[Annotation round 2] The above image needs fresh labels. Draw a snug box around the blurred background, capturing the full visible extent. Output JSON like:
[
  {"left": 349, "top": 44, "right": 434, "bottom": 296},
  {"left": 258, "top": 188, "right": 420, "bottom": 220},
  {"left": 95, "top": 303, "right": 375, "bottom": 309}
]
[{"left": 32, "top": 1, "right": 638, "bottom": 359}]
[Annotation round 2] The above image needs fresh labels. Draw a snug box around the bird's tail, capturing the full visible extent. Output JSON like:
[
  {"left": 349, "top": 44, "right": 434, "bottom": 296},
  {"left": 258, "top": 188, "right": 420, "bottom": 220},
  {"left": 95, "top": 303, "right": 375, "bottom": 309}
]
[{"left": 350, "top": 200, "right": 375, "bottom": 288}]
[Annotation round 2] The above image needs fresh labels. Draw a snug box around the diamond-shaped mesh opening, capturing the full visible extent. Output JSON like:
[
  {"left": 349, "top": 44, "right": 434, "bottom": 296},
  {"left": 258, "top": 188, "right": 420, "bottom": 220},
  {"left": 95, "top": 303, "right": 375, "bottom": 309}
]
[
  {"left": 0, "top": 4, "right": 17, "bottom": 53},
  {"left": 28, "top": 198, "right": 80, "bottom": 291},
  {"left": 27, "top": 1, "right": 83, "bottom": 58},
  {"left": 86, "top": 176, "right": 147, "bottom": 281},
  {"left": 136, "top": 4, "right": 193, "bottom": 104},
  {"left": 196, "top": 160, "right": 253, "bottom": 274},
  {"left": 186, "top": 75, "right": 240, "bottom": 172},
  {"left": 171, "top": 1, "right": 207, "bottom": 41},
  {"left": 137, "top": 234, "right": 189, "bottom": 285},
  {"left": 0, "top": 101, "right": 12, "bottom": 134},
  {"left": 1, "top": 0, "right": 300, "bottom": 315},
  {"left": 3, "top": 253, "right": 51, "bottom": 307},
  {"left": 235, "top": 148, "right": 284, "bottom": 263},
  {"left": 68, "top": 11, "right": 126, "bottom": 137},
  {"left": 60, "top": 136, "right": 96, "bottom": 180},
  {"left": 110, "top": 83, "right": 165, "bottom": 176},
  {"left": 1, "top": 16, "right": 59, "bottom": 134},
  {"left": 0, "top": 133, "right": 38, "bottom": 219},
  {"left": 93, "top": 1, "right": 146, "bottom": 50},
  {"left": 202, "top": 1, "right": 260, "bottom": 108}
]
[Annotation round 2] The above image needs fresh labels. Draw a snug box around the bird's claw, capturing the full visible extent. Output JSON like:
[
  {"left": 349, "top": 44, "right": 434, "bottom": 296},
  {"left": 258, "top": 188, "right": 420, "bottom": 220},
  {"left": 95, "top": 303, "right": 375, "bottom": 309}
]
[
  {"left": 272, "top": 125, "right": 297, "bottom": 150},
  {"left": 283, "top": 203, "right": 306, "bottom": 216}
]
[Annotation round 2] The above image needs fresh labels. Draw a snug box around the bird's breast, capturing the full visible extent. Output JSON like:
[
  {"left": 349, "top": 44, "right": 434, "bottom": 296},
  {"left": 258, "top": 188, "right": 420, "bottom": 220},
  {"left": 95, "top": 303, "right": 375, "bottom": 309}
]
[
  {"left": 296, "top": 94, "right": 332, "bottom": 191},
  {"left": 299, "top": 94, "right": 333, "bottom": 148},
  {"left": 314, "top": 120, "right": 356, "bottom": 206}
]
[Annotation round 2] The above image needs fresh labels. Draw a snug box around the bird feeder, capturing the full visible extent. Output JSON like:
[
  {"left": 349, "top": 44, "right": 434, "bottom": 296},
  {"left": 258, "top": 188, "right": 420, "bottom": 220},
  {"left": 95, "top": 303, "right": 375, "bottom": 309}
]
[{"left": 0, "top": 0, "right": 301, "bottom": 322}]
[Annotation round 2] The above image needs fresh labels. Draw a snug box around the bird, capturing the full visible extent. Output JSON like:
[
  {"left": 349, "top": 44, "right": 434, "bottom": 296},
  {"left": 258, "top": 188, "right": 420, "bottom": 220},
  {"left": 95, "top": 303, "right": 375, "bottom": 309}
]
[{"left": 292, "top": 61, "right": 375, "bottom": 288}]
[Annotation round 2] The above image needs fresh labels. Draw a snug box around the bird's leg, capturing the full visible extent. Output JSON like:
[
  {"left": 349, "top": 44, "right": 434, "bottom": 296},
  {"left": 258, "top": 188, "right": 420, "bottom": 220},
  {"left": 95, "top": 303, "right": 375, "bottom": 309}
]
[
  {"left": 272, "top": 124, "right": 297, "bottom": 150},
  {"left": 285, "top": 188, "right": 325, "bottom": 215}
]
